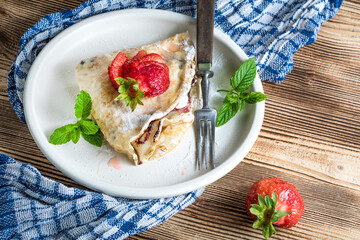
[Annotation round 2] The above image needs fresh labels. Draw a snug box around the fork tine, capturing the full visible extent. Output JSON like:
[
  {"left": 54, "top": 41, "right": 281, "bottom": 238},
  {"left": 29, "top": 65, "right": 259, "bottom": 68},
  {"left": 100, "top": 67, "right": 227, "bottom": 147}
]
[
  {"left": 209, "top": 119, "right": 216, "bottom": 169},
  {"left": 195, "top": 119, "right": 202, "bottom": 170},
  {"left": 201, "top": 120, "right": 208, "bottom": 169}
]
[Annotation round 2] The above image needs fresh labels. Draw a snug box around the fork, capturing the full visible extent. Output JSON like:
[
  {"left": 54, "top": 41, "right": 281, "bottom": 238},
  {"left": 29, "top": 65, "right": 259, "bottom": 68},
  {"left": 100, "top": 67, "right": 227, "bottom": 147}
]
[
  {"left": 195, "top": 0, "right": 216, "bottom": 170},
  {"left": 195, "top": 70, "right": 216, "bottom": 169}
]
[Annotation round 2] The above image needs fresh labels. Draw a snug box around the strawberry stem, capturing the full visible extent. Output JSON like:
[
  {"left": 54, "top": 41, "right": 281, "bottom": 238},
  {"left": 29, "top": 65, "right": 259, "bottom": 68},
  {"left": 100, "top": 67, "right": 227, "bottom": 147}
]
[
  {"left": 249, "top": 192, "right": 291, "bottom": 239},
  {"left": 114, "top": 77, "right": 144, "bottom": 111},
  {"left": 264, "top": 209, "right": 275, "bottom": 222}
]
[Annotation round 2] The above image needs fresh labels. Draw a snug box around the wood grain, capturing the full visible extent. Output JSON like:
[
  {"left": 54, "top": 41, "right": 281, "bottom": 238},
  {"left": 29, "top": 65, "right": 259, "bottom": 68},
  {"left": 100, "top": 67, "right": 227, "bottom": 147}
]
[
  {"left": 1, "top": 0, "right": 360, "bottom": 239},
  {"left": 130, "top": 161, "right": 360, "bottom": 240}
]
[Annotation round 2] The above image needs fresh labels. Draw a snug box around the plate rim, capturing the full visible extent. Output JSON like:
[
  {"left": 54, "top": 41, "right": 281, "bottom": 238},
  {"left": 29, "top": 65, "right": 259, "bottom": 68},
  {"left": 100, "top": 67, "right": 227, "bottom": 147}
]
[{"left": 24, "top": 9, "right": 265, "bottom": 199}]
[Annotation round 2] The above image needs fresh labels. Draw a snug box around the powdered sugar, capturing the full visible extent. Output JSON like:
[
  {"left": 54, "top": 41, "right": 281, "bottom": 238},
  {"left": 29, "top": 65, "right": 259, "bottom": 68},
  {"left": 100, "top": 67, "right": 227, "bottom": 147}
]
[
  {"left": 117, "top": 112, "right": 151, "bottom": 132},
  {"left": 182, "top": 40, "right": 196, "bottom": 61}
]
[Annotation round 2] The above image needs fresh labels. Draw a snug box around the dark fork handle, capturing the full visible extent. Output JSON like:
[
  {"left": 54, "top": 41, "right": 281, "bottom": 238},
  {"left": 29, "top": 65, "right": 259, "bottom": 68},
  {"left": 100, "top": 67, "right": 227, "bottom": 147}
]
[{"left": 197, "top": 0, "right": 216, "bottom": 65}]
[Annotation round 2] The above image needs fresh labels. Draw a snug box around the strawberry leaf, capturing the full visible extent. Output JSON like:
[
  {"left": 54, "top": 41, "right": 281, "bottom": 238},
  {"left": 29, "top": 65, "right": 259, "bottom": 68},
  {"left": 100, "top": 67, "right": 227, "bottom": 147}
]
[
  {"left": 250, "top": 208, "right": 261, "bottom": 216},
  {"left": 252, "top": 220, "right": 262, "bottom": 229},
  {"left": 262, "top": 225, "right": 271, "bottom": 239},
  {"left": 137, "top": 98, "right": 143, "bottom": 105},
  {"left": 258, "top": 194, "right": 266, "bottom": 208},
  {"left": 251, "top": 204, "right": 263, "bottom": 212},
  {"left": 275, "top": 210, "right": 291, "bottom": 217},
  {"left": 271, "top": 216, "right": 280, "bottom": 223},
  {"left": 265, "top": 195, "right": 272, "bottom": 208},
  {"left": 114, "top": 77, "right": 144, "bottom": 111},
  {"left": 270, "top": 224, "right": 276, "bottom": 236},
  {"left": 271, "top": 192, "right": 278, "bottom": 206},
  {"left": 266, "top": 194, "right": 276, "bottom": 208}
]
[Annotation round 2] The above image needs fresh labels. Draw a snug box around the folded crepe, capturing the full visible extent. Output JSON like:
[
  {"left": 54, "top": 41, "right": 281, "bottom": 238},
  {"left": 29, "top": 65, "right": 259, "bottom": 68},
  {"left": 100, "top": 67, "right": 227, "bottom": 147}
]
[{"left": 75, "top": 32, "right": 198, "bottom": 165}]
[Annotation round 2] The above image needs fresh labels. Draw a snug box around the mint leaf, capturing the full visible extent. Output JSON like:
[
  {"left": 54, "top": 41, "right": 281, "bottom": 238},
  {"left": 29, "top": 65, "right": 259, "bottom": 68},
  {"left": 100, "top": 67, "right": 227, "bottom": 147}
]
[
  {"left": 75, "top": 90, "right": 92, "bottom": 119},
  {"left": 216, "top": 100, "right": 239, "bottom": 127},
  {"left": 81, "top": 130, "right": 103, "bottom": 147},
  {"left": 72, "top": 127, "right": 80, "bottom": 144},
  {"left": 230, "top": 58, "right": 257, "bottom": 93},
  {"left": 225, "top": 92, "right": 239, "bottom": 104},
  {"left": 244, "top": 92, "right": 268, "bottom": 104},
  {"left": 78, "top": 119, "right": 99, "bottom": 135},
  {"left": 49, "top": 124, "right": 77, "bottom": 145},
  {"left": 239, "top": 99, "right": 245, "bottom": 111}
]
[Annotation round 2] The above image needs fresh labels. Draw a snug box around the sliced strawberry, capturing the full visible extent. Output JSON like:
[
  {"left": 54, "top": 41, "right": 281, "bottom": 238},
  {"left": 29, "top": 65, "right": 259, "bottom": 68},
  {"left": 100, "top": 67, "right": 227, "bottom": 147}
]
[
  {"left": 108, "top": 52, "right": 128, "bottom": 89},
  {"left": 122, "top": 50, "right": 147, "bottom": 70},
  {"left": 109, "top": 50, "right": 170, "bottom": 97},
  {"left": 138, "top": 53, "right": 166, "bottom": 64},
  {"left": 123, "top": 60, "right": 169, "bottom": 97},
  {"left": 123, "top": 52, "right": 165, "bottom": 72},
  {"left": 132, "top": 50, "right": 147, "bottom": 60}
]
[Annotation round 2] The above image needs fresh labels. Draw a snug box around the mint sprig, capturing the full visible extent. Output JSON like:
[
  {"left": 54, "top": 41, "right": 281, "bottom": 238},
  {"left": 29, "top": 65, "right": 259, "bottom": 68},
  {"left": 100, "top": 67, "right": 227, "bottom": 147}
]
[
  {"left": 49, "top": 90, "right": 103, "bottom": 147},
  {"left": 216, "top": 58, "right": 267, "bottom": 127},
  {"left": 114, "top": 77, "right": 144, "bottom": 111}
]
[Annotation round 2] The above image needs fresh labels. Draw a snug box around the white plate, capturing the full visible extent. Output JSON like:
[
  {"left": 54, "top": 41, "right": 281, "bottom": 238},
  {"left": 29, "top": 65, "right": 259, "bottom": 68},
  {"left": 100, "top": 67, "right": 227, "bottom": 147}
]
[{"left": 24, "top": 9, "right": 265, "bottom": 199}]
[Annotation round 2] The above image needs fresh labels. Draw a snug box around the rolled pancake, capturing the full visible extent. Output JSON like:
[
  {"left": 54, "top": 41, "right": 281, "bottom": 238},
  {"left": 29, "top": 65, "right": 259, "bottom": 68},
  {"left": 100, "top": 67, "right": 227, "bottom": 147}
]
[{"left": 75, "top": 32, "right": 197, "bottom": 165}]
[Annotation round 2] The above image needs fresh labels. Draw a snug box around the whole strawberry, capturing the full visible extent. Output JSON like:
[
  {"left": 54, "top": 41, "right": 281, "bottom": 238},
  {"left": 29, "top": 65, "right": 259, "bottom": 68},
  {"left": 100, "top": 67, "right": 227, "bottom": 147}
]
[{"left": 245, "top": 177, "right": 304, "bottom": 238}]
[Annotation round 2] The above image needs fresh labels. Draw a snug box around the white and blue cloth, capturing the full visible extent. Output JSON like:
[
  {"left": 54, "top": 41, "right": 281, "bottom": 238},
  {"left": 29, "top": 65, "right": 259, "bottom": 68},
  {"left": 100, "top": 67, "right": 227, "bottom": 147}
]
[
  {"left": 0, "top": 154, "right": 203, "bottom": 239},
  {"left": 4, "top": 0, "right": 342, "bottom": 239}
]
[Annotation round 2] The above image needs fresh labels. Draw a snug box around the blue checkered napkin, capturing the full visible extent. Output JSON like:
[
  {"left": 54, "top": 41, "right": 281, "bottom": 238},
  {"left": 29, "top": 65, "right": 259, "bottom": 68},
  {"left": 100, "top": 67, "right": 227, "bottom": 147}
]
[{"left": 0, "top": 154, "right": 204, "bottom": 239}]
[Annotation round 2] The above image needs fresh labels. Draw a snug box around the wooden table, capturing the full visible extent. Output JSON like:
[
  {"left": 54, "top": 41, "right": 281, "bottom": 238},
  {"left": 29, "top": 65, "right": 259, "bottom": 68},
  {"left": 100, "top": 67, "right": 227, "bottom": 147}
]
[{"left": 1, "top": 1, "right": 359, "bottom": 239}]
